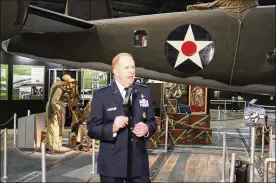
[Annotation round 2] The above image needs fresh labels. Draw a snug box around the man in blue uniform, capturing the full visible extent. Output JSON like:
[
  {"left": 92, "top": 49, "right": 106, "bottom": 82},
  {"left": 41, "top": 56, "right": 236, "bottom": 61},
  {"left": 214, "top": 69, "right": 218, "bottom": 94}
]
[{"left": 87, "top": 53, "right": 157, "bottom": 182}]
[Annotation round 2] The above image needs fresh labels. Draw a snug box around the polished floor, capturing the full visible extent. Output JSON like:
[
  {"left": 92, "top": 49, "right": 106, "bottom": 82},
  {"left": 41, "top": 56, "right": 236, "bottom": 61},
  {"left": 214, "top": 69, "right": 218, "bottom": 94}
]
[
  {"left": 1, "top": 110, "right": 275, "bottom": 182},
  {"left": 89, "top": 147, "right": 232, "bottom": 182},
  {"left": 2, "top": 146, "right": 273, "bottom": 182}
]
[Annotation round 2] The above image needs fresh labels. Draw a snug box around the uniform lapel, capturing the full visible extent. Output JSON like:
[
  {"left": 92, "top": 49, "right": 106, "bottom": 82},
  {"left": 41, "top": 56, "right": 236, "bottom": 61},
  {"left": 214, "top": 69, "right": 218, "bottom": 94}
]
[
  {"left": 111, "top": 82, "right": 123, "bottom": 105},
  {"left": 132, "top": 87, "right": 140, "bottom": 117}
]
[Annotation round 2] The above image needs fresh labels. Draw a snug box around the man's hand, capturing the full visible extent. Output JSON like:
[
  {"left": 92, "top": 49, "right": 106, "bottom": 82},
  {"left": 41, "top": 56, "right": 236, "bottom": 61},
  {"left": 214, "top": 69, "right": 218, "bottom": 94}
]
[
  {"left": 132, "top": 122, "right": 149, "bottom": 137},
  {"left": 113, "top": 116, "right": 128, "bottom": 133}
]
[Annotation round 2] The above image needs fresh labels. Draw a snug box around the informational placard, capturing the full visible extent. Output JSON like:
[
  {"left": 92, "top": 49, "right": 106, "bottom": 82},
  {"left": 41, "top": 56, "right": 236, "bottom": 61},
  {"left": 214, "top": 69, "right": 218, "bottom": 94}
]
[
  {"left": 81, "top": 69, "right": 108, "bottom": 99},
  {"left": 0, "top": 64, "right": 8, "bottom": 100},
  {"left": 244, "top": 106, "right": 265, "bottom": 126},
  {"left": 13, "top": 65, "right": 45, "bottom": 100}
]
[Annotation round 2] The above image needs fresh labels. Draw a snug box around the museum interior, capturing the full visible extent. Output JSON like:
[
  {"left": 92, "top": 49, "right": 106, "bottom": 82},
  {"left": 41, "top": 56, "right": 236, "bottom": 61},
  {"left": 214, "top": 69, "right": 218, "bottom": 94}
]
[
  {"left": 0, "top": 0, "right": 275, "bottom": 182},
  {"left": 1, "top": 45, "right": 275, "bottom": 182}
]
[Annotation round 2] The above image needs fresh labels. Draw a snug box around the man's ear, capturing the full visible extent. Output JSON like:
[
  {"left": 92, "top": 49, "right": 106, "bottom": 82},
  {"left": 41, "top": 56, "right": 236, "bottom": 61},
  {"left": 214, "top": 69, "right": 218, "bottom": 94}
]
[{"left": 113, "top": 68, "right": 119, "bottom": 77}]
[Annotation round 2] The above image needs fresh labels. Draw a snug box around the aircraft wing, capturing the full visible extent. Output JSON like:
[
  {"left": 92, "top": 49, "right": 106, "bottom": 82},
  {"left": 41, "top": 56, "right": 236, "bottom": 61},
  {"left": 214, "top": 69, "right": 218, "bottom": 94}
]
[
  {"left": 2, "top": 4, "right": 275, "bottom": 95},
  {"left": 2, "top": 4, "right": 106, "bottom": 71},
  {"left": 22, "top": 5, "right": 94, "bottom": 33}
]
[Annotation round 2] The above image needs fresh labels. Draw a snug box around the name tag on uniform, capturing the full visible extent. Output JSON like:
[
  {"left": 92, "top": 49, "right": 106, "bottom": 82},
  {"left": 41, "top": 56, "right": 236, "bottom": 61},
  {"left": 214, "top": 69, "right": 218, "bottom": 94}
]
[
  {"left": 107, "top": 107, "right": 117, "bottom": 111},
  {"left": 139, "top": 99, "right": 149, "bottom": 107}
]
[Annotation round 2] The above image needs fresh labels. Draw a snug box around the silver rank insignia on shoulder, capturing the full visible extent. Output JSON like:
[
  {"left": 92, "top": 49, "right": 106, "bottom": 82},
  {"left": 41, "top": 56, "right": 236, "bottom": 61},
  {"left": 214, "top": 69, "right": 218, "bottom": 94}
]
[
  {"left": 143, "top": 112, "right": 146, "bottom": 119},
  {"left": 141, "top": 94, "right": 145, "bottom": 99}
]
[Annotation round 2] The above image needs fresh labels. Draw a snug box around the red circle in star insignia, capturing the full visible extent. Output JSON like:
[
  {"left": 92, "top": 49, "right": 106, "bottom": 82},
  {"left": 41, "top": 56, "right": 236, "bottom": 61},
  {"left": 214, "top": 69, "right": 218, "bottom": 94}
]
[
  {"left": 164, "top": 24, "right": 215, "bottom": 74},
  {"left": 181, "top": 41, "right": 197, "bottom": 56}
]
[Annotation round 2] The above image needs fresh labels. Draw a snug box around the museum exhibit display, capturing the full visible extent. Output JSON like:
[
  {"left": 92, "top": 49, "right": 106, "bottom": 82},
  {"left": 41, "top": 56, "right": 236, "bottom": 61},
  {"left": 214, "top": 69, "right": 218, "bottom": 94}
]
[
  {"left": 48, "top": 68, "right": 80, "bottom": 94},
  {"left": 147, "top": 84, "right": 212, "bottom": 148},
  {"left": 12, "top": 65, "right": 45, "bottom": 100},
  {"left": 0, "top": 64, "right": 8, "bottom": 100},
  {"left": 68, "top": 98, "right": 95, "bottom": 151},
  {"left": 0, "top": 0, "right": 275, "bottom": 182},
  {"left": 189, "top": 85, "right": 208, "bottom": 114},
  {"left": 81, "top": 69, "right": 109, "bottom": 99},
  {"left": 164, "top": 83, "right": 188, "bottom": 105}
]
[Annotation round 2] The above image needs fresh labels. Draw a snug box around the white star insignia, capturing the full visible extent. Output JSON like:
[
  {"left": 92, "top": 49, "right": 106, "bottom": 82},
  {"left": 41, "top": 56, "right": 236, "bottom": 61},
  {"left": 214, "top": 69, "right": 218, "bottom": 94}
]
[{"left": 167, "top": 25, "right": 213, "bottom": 69}]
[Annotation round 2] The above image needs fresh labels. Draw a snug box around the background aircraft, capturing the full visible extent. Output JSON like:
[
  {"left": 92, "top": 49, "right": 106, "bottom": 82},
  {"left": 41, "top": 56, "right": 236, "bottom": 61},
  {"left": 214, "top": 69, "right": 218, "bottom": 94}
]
[{"left": 1, "top": 0, "right": 275, "bottom": 95}]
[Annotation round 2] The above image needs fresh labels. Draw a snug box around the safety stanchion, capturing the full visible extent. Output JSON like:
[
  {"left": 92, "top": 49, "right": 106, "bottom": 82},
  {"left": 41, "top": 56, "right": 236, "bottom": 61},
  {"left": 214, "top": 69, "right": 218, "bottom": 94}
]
[
  {"left": 249, "top": 126, "right": 256, "bottom": 182},
  {"left": 1, "top": 128, "right": 8, "bottom": 181},
  {"left": 164, "top": 115, "right": 168, "bottom": 152},
  {"left": 13, "top": 113, "right": 17, "bottom": 148},
  {"left": 269, "top": 127, "right": 273, "bottom": 169},
  {"left": 261, "top": 126, "right": 265, "bottom": 159},
  {"left": 92, "top": 139, "right": 95, "bottom": 174},
  {"left": 221, "top": 133, "right": 226, "bottom": 182},
  {"left": 229, "top": 153, "right": 236, "bottom": 183},
  {"left": 217, "top": 106, "right": 221, "bottom": 147},
  {"left": 264, "top": 158, "right": 275, "bottom": 182},
  {"left": 218, "top": 106, "right": 221, "bottom": 120},
  {"left": 41, "top": 143, "right": 46, "bottom": 182}
]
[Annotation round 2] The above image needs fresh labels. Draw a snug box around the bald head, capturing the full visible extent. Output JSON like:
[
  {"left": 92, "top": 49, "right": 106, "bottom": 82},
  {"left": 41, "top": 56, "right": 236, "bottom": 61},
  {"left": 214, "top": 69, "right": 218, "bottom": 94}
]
[
  {"left": 112, "top": 53, "right": 136, "bottom": 87},
  {"left": 112, "top": 53, "right": 133, "bottom": 70}
]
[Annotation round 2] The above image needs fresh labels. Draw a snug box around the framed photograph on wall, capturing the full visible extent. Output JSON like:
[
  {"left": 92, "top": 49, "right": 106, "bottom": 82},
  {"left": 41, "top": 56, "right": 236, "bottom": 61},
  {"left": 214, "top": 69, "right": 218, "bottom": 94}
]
[
  {"left": 189, "top": 85, "right": 208, "bottom": 114},
  {"left": 13, "top": 65, "right": 45, "bottom": 100}
]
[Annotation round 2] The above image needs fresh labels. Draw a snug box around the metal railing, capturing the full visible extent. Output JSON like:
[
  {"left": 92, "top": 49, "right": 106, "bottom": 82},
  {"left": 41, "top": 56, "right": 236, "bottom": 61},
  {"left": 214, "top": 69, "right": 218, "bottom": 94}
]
[
  {"left": 41, "top": 143, "right": 46, "bottom": 182},
  {"left": 210, "top": 99, "right": 275, "bottom": 112},
  {"left": 1, "top": 128, "right": 8, "bottom": 182},
  {"left": 264, "top": 158, "right": 276, "bottom": 182},
  {"left": 229, "top": 153, "right": 236, "bottom": 183},
  {"left": 210, "top": 100, "right": 247, "bottom": 112},
  {"left": 0, "top": 110, "right": 98, "bottom": 182},
  {"left": 0, "top": 113, "right": 17, "bottom": 148},
  {"left": 221, "top": 126, "right": 275, "bottom": 183}
]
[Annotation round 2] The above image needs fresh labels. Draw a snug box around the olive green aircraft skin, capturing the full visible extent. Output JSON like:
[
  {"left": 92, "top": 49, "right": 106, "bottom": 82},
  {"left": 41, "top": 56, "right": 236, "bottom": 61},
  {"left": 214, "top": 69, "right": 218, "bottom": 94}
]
[{"left": 1, "top": 2, "right": 275, "bottom": 95}]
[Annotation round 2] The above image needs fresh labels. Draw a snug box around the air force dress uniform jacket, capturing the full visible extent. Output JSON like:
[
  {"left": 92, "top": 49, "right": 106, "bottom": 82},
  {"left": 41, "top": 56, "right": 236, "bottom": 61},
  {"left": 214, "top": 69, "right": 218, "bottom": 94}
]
[{"left": 87, "top": 81, "right": 157, "bottom": 178}]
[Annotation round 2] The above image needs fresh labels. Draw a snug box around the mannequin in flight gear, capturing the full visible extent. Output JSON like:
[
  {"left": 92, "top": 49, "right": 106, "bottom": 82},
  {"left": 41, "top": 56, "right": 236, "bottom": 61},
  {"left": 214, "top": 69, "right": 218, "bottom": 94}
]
[
  {"left": 45, "top": 74, "right": 75, "bottom": 154},
  {"left": 71, "top": 98, "right": 98, "bottom": 151}
]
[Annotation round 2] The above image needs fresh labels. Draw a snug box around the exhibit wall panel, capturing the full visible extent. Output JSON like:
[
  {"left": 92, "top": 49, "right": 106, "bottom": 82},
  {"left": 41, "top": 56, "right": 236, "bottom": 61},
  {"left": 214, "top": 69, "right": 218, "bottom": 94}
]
[
  {"left": 12, "top": 65, "right": 45, "bottom": 100},
  {"left": 0, "top": 49, "right": 61, "bottom": 128},
  {"left": 0, "top": 64, "right": 8, "bottom": 100},
  {"left": 81, "top": 69, "right": 109, "bottom": 99}
]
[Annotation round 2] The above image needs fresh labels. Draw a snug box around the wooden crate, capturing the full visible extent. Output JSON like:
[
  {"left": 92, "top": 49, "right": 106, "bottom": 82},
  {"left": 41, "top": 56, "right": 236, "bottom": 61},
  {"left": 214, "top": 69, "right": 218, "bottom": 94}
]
[
  {"left": 155, "top": 116, "right": 162, "bottom": 131},
  {"left": 170, "top": 129, "right": 187, "bottom": 145},
  {"left": 185, "top": 128, "right": 195, "bottom": 144},
  {"left": 172, "top": 113, "right": 191, "bottom": 129},
  {"left": 146, "top": 130, "right": 160, "bottom": 149},
  {"left": 190, "top": 114, "right": 210, "bottom": 129},
  {"left": 163, "top": 113, "right": 191, "bottom": 130},
  {"left": 166, "top": 99, "right": 177, "bottom": 113},
  {"left": 157, "top": 130, "right": 173, "bottom": 145},
  {"left": 166, "top": 113, "right": 175, "bottom": 129}
]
